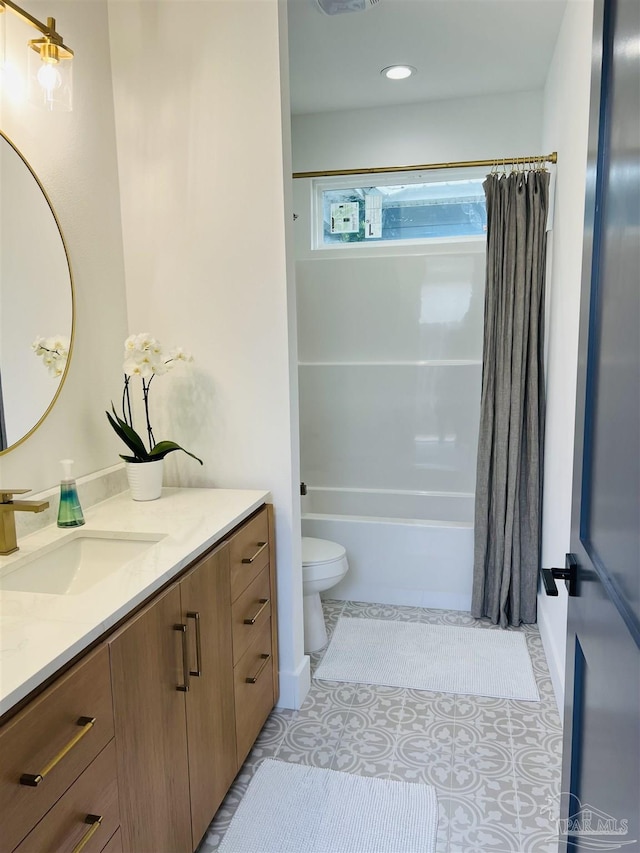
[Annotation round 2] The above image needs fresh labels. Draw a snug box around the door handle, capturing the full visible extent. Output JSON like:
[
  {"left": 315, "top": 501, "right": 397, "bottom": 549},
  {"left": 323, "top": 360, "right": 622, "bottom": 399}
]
[
  {"left": 174, "top": 624, "right": 190, "bottom": 692},
  {"left": 541, "top": 553, "right": 578, "bottom": 597},
  {"left": 186, "top": 611, "right": 202, "bottom": 677}
]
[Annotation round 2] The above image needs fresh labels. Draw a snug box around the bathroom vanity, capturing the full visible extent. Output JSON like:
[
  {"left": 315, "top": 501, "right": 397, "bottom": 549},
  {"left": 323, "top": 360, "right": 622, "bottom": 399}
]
[{"left": 0, "top": 489, "right": 278, "bottom": 853}]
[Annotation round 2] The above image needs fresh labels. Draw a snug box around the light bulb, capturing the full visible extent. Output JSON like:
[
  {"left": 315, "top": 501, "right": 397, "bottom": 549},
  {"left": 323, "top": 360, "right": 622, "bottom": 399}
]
[
  {"left": 381, "top": 65, "right": 416, "bottom": 80},
  {"left": 27, "top": 41, "right": 73, "bottom": 111},
  {"left": 37, "top": 60, "right": 62, "bottom": 94}
]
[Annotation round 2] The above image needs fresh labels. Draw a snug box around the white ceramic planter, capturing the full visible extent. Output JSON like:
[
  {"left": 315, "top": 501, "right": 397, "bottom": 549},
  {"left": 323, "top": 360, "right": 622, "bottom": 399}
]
[{"left": 125, "top": 459, "right": 164, "bottom": 501}]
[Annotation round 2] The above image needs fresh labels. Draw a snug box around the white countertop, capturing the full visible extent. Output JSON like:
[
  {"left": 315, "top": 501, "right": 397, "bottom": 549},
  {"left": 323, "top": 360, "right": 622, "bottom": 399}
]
[{"left": 0, "top": 487, "right": 270, "bottom": 717}]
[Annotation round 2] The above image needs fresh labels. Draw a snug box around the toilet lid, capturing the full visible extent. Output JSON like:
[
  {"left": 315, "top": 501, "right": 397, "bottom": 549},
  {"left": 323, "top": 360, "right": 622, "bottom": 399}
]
[{"left": 302, "top": 537, "right": 346, "bottom": 566}]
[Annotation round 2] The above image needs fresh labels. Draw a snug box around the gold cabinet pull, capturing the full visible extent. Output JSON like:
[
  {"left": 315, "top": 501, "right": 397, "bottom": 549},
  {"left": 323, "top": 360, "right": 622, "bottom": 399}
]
[
  {"left": 245, "top": 653, "right": 271, "bottom": 684},
  {"left": 19, "top": 716, "right": 96, "bottom": 787},
  {"left": 186, "top": 611, "right": 202, "bottom": 677},
  {"left": 174, "top": 624, "right": 190, "bottom": 692},
  {"left": 241, "top": 541, "right": 267, "bottom": 564},
  {"left": 243, "top": 598, "right": 269, "bottom": 625},
  {"left": 71, "top": 814, "right": 103, "bottom": 853}
]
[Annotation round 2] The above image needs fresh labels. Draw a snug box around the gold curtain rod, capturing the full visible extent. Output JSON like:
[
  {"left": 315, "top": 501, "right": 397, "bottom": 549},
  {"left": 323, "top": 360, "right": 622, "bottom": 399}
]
[{"left": 292, "top": 152, "right": 557, "bottom": 180}]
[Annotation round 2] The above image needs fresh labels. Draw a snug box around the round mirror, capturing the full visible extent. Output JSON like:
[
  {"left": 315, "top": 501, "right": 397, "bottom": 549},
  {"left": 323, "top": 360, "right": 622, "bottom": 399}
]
[{"left": 0, "top": 130, "right": 74, "bottom": 453}]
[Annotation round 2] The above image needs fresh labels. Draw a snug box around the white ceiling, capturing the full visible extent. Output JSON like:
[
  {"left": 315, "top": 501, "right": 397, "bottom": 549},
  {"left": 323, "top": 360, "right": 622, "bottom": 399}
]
[{"left": 287, "top": 0, "right": 568, "bottom": 115}]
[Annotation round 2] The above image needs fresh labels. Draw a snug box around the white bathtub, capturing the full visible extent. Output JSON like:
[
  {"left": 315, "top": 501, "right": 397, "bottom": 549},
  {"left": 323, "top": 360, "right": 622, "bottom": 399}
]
[{"left": 301, "top": 487, "right": 475, "bottom": 611}]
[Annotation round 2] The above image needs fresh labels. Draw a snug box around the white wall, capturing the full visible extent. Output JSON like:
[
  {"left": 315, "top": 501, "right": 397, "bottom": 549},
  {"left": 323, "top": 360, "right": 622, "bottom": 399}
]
[
  {"left": 538, "top": 0, "right": 594, "bottom": 709},
  {"left": 0, "top": 0, "right": 129, "bottom": 491},
  {"left": 292, "top": 90, "right": 543, "bottom": 173},
  {"left": 108, "top": 0, "right": 308, "bottom": 709}
]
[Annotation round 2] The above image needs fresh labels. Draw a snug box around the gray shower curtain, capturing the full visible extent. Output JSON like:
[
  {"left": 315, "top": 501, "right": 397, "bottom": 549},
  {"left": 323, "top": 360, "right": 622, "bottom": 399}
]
[{"left": 471, "top": 169, "right": 549, "bottom": 627}]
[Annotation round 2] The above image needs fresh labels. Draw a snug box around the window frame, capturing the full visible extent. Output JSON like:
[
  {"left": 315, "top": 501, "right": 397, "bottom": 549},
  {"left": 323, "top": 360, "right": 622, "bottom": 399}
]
[{"left": 311, "top": 166, "right": 489, "bottom": 251}]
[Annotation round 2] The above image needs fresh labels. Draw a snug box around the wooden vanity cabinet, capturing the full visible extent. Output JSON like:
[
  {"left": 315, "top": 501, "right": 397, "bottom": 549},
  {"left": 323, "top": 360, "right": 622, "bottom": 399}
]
[
  {"left": 109, "top": 543, "right": 237, "bottom": 853},
  {"left": 109, "top": 504, "right": 277, "bottom": 853}
]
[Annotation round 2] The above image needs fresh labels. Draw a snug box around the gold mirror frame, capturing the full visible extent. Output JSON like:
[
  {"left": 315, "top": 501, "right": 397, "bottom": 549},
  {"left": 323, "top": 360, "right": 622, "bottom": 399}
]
[{"left": 0, "top": 129, "right": 75, "bottom": 455}]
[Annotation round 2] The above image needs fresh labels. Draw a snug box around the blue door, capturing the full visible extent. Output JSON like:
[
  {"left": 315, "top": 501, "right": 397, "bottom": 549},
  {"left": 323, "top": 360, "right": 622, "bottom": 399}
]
[{"left": 561, "top": 1, "right": 640, "bottom": 851}]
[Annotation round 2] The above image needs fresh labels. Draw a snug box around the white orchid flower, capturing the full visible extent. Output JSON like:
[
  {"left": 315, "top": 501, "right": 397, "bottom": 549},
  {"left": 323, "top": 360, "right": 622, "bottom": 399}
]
[
  {"left": 33, "top": 334, "right": 69, "bottom": 377},
  {"left": 111, "top": 334, "right": 199, "bottom": 465},
  {"left": 169, "top": 346, "right": 193, "bottom": 363}
]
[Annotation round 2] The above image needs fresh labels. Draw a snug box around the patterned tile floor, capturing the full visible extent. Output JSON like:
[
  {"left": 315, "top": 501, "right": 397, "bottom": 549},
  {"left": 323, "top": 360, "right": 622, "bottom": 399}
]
[{"left": 199, "top": 600, "right": 562, "bottom": 853}]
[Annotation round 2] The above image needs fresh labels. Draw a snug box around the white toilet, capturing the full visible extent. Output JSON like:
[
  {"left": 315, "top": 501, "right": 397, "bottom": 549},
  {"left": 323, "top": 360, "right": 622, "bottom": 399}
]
[{"left": 302, "top": 537, "right": 349, "bottom": 653}]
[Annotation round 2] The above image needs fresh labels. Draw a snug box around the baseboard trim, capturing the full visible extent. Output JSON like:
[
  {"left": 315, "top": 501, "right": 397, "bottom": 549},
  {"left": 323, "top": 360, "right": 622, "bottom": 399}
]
[
  {"left": 276, "top": 655, "right": 311, "bottom": 710},
  {"left": 537, "top": 591, "right": 566, "bottom": 716}
]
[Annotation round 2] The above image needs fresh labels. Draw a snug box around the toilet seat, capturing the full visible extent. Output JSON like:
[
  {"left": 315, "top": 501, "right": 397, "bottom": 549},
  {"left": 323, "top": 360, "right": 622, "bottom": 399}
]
[{"left": 302, "top": 537, "right": 346, "bottom": 566}]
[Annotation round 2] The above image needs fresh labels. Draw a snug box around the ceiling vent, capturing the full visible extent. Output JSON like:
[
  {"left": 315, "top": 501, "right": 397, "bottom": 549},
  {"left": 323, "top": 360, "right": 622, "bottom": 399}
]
[{"left": 313, "top": 0, "right": 380, "bottom": 15}]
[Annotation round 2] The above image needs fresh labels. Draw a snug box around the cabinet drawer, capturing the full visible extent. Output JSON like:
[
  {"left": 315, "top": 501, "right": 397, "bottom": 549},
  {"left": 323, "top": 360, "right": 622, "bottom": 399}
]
[
  {"left": 0, "top": 645, "right": 114, "bottom": 853},
  {"left": 234, "top": 617, "right": 274, "bottom": 765},
  {"left": 15, "top": 741, "right": 119, "bottom": 853},
  {"left": 229, "top": 507, "right": 269, "bottom": 601},
  {"left": 232, "top": 565, "right": 271, "bottom": 665}
]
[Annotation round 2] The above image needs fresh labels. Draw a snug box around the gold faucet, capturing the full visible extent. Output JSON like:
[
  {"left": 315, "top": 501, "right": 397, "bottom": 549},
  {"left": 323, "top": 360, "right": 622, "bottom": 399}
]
[{"left": 0, "top": 490, "right": 50, "bottom": 555}]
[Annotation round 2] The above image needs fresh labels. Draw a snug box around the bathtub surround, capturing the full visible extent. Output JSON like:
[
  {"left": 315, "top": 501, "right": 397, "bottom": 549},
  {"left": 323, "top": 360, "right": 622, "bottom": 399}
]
[
  {"left": 297, "top": 239, "right": 484, "bottom": 609},
  {"left": 303, "top": 490, "right": 474, "bottom": 610},
  {"left": 472, "top": 170, "right": 549, "bottom": 628},
  {"left": 218, "top": 760, "right": 438, "bottom": 853}
]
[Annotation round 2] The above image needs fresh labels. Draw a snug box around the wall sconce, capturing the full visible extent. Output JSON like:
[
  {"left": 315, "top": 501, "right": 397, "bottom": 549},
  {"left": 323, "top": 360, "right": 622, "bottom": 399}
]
[{"left": 0, "top": 0, "right": 73, "bottom": 111}]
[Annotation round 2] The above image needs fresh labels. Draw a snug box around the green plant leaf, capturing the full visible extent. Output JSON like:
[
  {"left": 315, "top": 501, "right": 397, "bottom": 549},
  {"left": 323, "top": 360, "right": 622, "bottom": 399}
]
[
  {"left": 106, "top": 406, "right": 150, "bottom": 461},
  {"left": 110, "top": 403, "right": 138, "bottom": 436},
  {"left": 149, "top": 440, "right": 203, "bottom": 465}
]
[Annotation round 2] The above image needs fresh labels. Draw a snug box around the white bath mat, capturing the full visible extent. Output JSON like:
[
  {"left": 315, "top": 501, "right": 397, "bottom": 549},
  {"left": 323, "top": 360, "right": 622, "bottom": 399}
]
[
  {"left": 218, "top": 759, "right": 438, "bottom": 853},
  {"left": 315, "top": 618, "right": 540, "bottom": 701}
]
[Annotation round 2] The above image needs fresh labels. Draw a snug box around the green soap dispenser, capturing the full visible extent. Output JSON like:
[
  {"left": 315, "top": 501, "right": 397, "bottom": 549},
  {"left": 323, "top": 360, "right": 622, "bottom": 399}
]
[{"left": 57, "top": 459, "right": 85, "bottom": 528}]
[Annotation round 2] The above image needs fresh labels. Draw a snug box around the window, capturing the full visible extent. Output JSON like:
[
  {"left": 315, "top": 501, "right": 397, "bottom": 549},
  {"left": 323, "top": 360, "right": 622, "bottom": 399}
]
[{"left": 314, "top": 172, "right": 487, "bottom": 248}]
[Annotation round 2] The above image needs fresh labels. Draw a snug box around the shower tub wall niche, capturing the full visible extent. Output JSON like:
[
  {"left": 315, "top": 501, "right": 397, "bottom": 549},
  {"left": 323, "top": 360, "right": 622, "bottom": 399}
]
[{"left": 302, "top": 488, "right": 474, "bottom": 611}]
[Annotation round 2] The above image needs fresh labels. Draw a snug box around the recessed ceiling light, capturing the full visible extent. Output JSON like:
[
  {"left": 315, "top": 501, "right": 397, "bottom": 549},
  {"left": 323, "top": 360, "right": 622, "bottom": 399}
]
[{"left": 381, "top": 65, "right": 415, "bottom": 80}]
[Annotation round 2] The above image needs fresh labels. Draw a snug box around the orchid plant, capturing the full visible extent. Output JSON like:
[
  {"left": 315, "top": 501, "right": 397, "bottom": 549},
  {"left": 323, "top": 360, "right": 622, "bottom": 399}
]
[
  {"left": 32, "top": 335, "right": 70, "bottom": 377},
  {"left": 106, "top": 333, "right": 203, "bottom": 466}
]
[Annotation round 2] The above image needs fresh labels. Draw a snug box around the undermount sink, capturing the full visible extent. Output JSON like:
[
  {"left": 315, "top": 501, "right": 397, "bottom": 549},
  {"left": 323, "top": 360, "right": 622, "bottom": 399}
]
[{"left": 0, "top": 531, "right": 166, "bottom": 595}]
